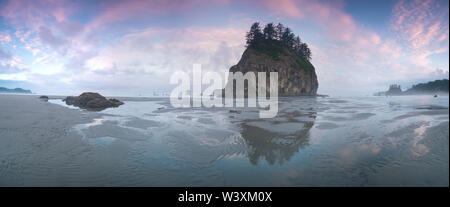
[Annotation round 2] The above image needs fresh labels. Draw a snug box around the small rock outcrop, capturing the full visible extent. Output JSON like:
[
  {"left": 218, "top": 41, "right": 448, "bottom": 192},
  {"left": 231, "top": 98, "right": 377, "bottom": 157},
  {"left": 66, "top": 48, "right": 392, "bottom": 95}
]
[
  {"left": 63, "top": 92, "right": 124, "bottom": 110},
  {"left": 39, "top": 96, "right": 49, "bottom": 101},
  {"left": 386, "top": 84, "right": 402, "bottom": 96}
]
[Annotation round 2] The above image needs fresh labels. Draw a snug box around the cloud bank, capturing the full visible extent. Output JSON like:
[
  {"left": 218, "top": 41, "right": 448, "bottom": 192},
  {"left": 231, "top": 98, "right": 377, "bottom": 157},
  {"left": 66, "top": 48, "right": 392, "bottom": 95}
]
[{"left": 0, "top": 0, "right": 448, "bottom": 95}]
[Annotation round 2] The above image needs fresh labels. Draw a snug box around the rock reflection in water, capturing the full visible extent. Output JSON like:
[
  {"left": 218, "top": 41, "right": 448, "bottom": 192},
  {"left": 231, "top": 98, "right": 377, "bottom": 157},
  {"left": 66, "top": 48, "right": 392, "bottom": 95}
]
[
  {"left": 238, "top": 97, "right": 317, "bottom": 165},
  {"left": 240, "top": 120, "right": 314, "bottom": 165}
]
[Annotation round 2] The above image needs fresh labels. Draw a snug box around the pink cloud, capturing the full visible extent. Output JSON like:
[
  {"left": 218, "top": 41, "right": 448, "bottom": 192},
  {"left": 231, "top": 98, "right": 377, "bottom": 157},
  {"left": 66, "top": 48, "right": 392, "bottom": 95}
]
[
  {"left": 262, "top": 0, "right": 303, "bottom": 18},
  {"left": 389, "top": 0, "right": 449, "bottom": 74},
  {"left": 0, "top": 32, "right": 12, "bottom": 44},
  {"left": 257, "top": 0, "right": 448, "bottom": 95},
  {"left": 14, "top": 30, "right": 31, "bottom": 43},
  {"left": 260, "top": 0, "right": 357, "bottom": 42},
  {"left": 0, "top": 0, "right": 75, "bottom": 30},
  {"left": 86, "top": 0, "right": 204, "bottom": 30},
  {"left": 391, "top": 0, "right": 449, "bottom": 53},
  {"left": 258, "top": 0, "right": 447, "bottom": 67},
  {"left": 52, "top": 7, "right": 68, "bottom": 22},
  {"left": 61, "top": 26, "right": 246, "bottom": 93}
]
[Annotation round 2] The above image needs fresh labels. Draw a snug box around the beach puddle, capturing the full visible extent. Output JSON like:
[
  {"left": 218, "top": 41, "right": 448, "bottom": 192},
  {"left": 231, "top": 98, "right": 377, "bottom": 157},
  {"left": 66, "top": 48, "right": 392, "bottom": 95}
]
[
  {"left": 89, "top": 136, "right": 118, "bottom": 147},
  {"left": 41, "top": 95, "right": 449, "bottom": 186}
]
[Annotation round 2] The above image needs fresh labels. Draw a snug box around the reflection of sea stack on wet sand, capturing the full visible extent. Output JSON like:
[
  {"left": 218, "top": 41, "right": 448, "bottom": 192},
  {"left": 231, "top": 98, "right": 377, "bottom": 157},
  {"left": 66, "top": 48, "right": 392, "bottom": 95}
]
[{"left": 241, "top": 113, "right": 316, "bottom": 165}]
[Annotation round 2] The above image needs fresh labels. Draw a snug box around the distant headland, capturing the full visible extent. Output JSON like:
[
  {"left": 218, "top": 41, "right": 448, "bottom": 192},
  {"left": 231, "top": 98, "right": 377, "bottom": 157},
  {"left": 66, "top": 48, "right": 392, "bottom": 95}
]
[
  {"left": 374, "top": 79, "right": 449, "bottom": 96},
  {"left": 0, "top": 87, "right": 32, "bottom": 94}
]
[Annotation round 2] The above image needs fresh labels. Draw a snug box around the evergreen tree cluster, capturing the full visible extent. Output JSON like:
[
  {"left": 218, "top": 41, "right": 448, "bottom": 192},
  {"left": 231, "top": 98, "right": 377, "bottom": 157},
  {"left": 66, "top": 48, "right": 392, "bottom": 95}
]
[{"left": 246, "top": 22, "right": 312, "bottom": 60}]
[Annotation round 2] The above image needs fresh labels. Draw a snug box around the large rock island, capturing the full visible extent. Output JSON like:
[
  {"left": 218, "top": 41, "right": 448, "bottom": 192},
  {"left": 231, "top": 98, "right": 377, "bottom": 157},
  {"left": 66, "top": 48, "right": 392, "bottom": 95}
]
[{"left": 221, "top": 22, "right": 318, "bottom": 97}]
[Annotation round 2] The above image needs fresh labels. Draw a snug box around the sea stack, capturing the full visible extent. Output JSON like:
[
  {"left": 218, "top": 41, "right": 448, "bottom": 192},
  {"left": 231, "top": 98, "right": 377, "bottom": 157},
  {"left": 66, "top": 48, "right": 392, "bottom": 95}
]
[
  {"left": 225, "top": 44, "right": 319, "bottom": 96},
  {"left": 220, "top": 22, "right": 319, "bottom": 97}
]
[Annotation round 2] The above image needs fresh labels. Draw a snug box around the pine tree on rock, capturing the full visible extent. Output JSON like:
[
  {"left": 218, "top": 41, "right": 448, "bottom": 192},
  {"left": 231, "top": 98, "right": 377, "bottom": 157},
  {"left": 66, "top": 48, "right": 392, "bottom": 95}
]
[{"left": 246, "top": 21, "right": 312, "bottom": 61}]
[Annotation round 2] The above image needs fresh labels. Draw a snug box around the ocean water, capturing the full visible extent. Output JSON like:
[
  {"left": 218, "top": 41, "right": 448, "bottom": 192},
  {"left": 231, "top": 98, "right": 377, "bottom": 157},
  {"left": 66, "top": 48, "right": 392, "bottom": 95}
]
[{"left": 48, "top": 95, "right": 449, "bottom": 186}]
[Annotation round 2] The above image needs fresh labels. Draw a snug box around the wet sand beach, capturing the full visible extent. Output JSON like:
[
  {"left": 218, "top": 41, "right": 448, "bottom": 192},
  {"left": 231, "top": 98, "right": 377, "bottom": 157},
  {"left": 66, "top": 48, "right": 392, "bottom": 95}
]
[{"left": 0, "top": 94, "right": 448, "bottom": 186}]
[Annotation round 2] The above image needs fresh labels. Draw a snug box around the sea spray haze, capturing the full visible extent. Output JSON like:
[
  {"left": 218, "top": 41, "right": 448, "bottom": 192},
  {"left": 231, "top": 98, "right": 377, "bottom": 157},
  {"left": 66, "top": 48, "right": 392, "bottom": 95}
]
[{"left": 169, "top": 64, "right": 279, "bottom": 118}]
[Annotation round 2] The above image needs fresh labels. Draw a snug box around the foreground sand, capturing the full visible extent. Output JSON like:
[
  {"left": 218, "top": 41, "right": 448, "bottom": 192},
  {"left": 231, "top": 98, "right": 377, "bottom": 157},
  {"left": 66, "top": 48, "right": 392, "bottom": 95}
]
[{"left": 0, "top": 94, "right": 100, "bottom": 186}]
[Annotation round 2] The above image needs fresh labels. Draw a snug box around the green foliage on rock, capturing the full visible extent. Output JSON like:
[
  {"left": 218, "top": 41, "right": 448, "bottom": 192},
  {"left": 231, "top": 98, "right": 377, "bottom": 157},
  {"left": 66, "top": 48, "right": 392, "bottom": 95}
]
[{"left": 246, "top": 22, "right": 312, "bottom": 61}]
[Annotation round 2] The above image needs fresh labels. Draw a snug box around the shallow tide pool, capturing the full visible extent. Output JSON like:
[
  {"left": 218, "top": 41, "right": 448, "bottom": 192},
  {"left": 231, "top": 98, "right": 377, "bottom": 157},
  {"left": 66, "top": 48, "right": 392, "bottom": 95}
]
[{"left": 48, "top": 95, "right": 449, "bottom": 186}]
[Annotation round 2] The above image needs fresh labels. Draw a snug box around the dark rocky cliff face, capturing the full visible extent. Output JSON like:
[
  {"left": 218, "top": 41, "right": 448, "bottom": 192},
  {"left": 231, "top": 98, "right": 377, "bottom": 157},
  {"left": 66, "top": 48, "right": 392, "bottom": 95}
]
[{"left": 224, "top": 43, "right": 318, "bottom": 96}]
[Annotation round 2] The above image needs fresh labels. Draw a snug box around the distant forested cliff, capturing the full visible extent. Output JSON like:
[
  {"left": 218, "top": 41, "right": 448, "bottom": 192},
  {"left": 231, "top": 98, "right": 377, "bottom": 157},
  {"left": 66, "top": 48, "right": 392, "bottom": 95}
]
[
  {"left": 404, "top": 79, "right": 449, "bottom": 94},
  {"left": 374, "top": 79, "right": 449, "bottom": 96}
]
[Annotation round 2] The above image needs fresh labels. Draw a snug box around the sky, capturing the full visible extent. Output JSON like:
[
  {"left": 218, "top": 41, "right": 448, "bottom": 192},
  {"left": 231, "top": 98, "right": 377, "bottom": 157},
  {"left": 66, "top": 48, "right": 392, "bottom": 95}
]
[{"left": 0, "top": 0, "right": 448, "bottom": 96}]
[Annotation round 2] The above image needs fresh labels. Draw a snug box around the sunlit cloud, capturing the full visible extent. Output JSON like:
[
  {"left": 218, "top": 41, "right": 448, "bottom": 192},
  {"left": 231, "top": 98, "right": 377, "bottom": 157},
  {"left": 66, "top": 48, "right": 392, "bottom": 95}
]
[
  {"left": 0, "top": 32, "right": 12, "bottom": 44},
  {"left": 63, "top": 27, "right": 245, "bottom": 95},
  {"left": 391, "top": 0, "right": 449, "bottom": 68},
  {"left": 392, "top": 0, "right": 449, "bottom": 51},
  {"left": 0, "top": 0, "right": 75, "bottom": 29}
]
